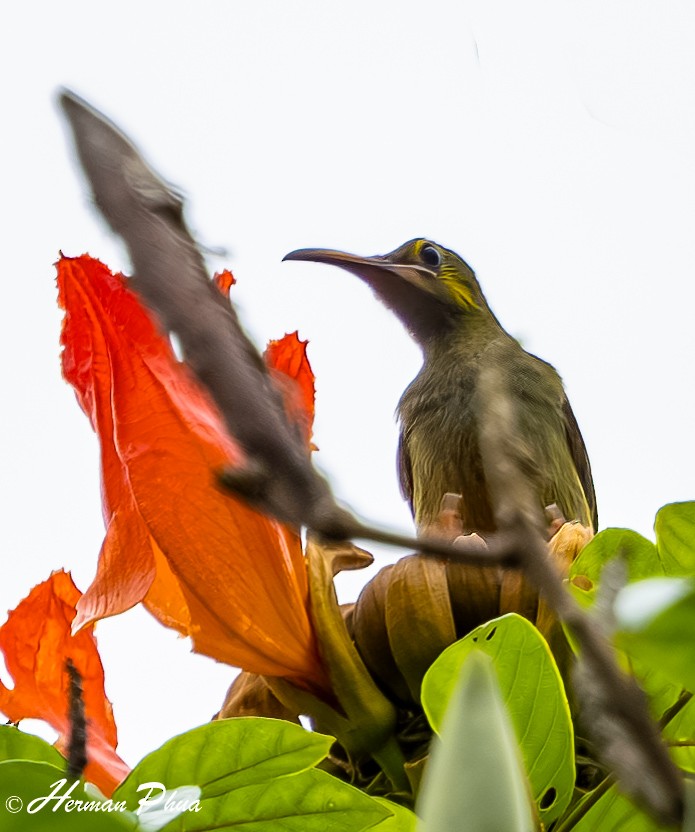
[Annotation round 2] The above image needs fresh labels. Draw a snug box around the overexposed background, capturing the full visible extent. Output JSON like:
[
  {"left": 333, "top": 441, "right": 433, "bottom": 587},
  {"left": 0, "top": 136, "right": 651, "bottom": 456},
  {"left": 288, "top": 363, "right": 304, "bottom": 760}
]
[{"left": 3, "top": 0, "right": 695, "bottom": 766}]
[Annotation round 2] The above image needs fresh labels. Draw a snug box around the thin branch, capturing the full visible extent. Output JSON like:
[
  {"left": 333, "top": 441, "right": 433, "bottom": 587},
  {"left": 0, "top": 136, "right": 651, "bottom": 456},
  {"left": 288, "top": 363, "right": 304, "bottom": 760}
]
[
  {"left": 556, "top": 689, "right": 693, "bottom": 830},
  {"left": 59, "top": 89, "right": 349, "bottom": 537},
  {"left": 59, "top": 89, "right": 683, "bottom": 825},
  {"left": 660, "top": 691, "right": 693, "bottom": 730},
  {"left": 554, "top": 776, "right": 615, "bottom": 832},
  {"left": 476, "top": 363, "right": 683, "bottom": 826},
  {"left": 65, "top": 659, "right": 87, "bottom": 781},
  {"left": 339, "top": 519, "right": 521, "bottom": 565},
  {"left": 58, "top": 89, "right": 521, "bottom": 572}
]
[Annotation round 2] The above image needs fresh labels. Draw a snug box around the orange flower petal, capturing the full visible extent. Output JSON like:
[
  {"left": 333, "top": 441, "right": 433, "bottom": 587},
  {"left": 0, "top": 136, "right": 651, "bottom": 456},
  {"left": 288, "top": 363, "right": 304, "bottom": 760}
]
[
  {"left": 213, "top": 269, "right": 236, "bottom": 296},
  {"left": 265, "top": 332, "right": 316, "bottom": 446},
  {"left": 213, "top": 272, "right": 315, "bottom": 447},
  {"left": 57, "top": 254, "right": 324, "bottom": 686},
  {"left": 0, "top": 571, "right": 129, "bottom": 795}
]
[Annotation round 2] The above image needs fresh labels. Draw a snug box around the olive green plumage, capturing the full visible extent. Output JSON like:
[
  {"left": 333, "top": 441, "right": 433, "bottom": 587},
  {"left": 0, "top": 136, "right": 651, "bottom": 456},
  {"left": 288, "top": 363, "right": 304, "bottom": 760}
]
[{"left": 284, "top": 239, "right": 597, "bottom": 535}]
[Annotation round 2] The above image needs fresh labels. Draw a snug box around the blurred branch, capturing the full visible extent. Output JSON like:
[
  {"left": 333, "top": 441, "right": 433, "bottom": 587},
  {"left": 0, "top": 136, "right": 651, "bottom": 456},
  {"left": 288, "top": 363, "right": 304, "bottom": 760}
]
[
  {"left": 58, "top": 89, "right": 517, "bottom": 570},
  {"left": 59, "top": 90, "right": 348, "bottom": 538},
  {"left": 59, "top": 90, "right": 683, "bottom": 824},
  {"left": 556, "top": 688, "right": 694, "bottom": 830},
  {"left": 476, "top": 363, "right": 683, "bottom": 826}
]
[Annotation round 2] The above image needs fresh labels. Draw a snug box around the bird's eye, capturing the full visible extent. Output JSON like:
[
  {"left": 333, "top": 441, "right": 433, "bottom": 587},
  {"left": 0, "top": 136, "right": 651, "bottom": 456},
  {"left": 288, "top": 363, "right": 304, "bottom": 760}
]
[{"left": 420, "top": 245, "right": 442, "bottom": 268}]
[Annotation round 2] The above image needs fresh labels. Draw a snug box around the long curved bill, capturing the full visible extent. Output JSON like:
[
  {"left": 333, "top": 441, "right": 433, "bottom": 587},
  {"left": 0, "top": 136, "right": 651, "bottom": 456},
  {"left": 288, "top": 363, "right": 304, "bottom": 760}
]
[
  {"left": 283, "top": 246, "right": 437, "bottom": 293},
  {"left": 284, "top": 248, "right": 388, "bottom": 269},
  {"left": 283, "top": 245, "right": 447, "bottom": 340}
]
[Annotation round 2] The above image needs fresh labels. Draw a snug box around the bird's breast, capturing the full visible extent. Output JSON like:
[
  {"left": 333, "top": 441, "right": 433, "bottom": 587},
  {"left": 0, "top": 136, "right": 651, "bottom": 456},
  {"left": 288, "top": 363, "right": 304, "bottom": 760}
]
[{"left": 398, "top": 357, "right": 495, "bottom": 532}]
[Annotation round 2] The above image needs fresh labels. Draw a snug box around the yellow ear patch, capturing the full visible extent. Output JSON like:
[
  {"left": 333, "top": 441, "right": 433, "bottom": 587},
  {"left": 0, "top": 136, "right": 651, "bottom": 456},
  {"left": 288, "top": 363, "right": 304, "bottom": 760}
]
[{"left": 439, "top": 266, "right": 479, "bottom": 311}]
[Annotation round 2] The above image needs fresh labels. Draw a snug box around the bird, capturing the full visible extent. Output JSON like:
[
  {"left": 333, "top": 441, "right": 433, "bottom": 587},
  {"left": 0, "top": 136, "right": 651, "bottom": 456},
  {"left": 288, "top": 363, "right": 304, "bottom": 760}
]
[{"left": 283, "top": 238, "right": 597, "bottom": 538}]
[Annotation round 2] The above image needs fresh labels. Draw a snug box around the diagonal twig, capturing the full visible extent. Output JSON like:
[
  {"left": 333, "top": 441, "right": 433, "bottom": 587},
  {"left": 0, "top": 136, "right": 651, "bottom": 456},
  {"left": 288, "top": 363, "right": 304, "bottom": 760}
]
[
  {"left": 59, "top": 88, "right": 684, "bottom": 825},
  {"left": 65, "top": 659, "right": 87, "bottom": 781},
  {"left": 59, "top": 89, "right": 350, "bottom": 537},
  {"left": 58, "top": 89, "right": 520, "bottom": 570},
  {"left": 476, "top": 362, "right": 684, "bottom": 827}
]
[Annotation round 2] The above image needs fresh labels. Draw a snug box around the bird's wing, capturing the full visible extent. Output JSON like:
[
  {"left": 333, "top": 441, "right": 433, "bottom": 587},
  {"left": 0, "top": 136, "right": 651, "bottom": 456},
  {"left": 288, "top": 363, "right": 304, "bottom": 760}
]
[
  {"left": 397, "top": 430, "right": 415, "bottom": 515},
  {"left": 561, "top": 396, "right": 598, "bottom": 531}
]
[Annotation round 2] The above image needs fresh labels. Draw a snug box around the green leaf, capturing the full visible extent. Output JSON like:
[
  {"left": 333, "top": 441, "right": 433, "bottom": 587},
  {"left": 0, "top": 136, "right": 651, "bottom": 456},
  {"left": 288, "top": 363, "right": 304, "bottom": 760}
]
[
  {"left": 655, "top": 502, "right": 695, "bottom": 575},
  {"left": 663, "top": 696, "right": 695, "bottom": 773},
  {"left": 568, "top": 528, "right": 662, "bottom": 603},
  {"left": 113, "top": 718, "right": 386, "bottom": 832},
  {"left": 418, "top": 651, "right": 536, "bottom": 832},
  {"left": 613, "top": 577, "right": 692, "bottom": 631},
  {"left": 114, "top": 717, "right": 333, "bottom": 807},
  {"left": 569, "top": 505, "right": 695, "bottom": 608},
  {"left": 0, "top": 760, "right": 135, "bottom": 831},
  {"left": 160, "top": 768, "right": 390, "bottom": 832},
  {"left": 404, "top": 755, "right": 427, "bottom": 795},
  {"left": 421, "top": 613, "right": 573, "bottom": 826},
  {"left": 0, "top": 725, "right": 66, "bottom": 767},
  {"left": 614, "top": 578, "right": 695, "bottom": 692},
  {"left": 625, "top": 654, "right": 682, "bottom": 720},
  {"left": 568, "top": 527, "right": 688, "bottom": 717},
  {"left": 568, "top": 785, "right": 662, "bottom": 831},
  {"left": 371, "top": 798, "right": 416, "bottom": 831},
  {"left": 567, "top": 778, "right": 695, "bottom": 832}
]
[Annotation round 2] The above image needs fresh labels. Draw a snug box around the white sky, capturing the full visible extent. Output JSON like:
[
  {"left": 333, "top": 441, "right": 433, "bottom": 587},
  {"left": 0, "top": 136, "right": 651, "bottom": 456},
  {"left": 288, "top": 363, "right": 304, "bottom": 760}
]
[{"left": 3, "top": 0, "right": 695, "bottom": 767}]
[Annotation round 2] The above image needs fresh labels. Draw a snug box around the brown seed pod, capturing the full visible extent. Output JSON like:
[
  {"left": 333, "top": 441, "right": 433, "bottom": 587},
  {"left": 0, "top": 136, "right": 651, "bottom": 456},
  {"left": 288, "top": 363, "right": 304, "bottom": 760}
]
[{"left": 352, "top": 521, "right": 593, "bottom": 709}]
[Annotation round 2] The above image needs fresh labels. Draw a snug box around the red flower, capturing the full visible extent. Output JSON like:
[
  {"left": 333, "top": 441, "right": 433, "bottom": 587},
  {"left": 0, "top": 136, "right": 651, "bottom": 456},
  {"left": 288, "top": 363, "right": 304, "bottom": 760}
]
[
  {"left": 265, "top": 332, "right": 316, "bottom": 448},
  {"left": 0, "top": 571, "right": 129, "bottom": 795},
  {"left": 58, "top": 254, "right": 325, "bottom": 687}
]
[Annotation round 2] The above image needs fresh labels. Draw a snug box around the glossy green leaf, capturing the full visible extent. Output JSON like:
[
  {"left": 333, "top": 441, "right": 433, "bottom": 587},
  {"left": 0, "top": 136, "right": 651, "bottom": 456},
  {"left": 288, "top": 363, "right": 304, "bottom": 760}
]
[
  {"left": 569, "top": 506, "right": 695, "bottom": 608},
  {"left": 0, "top": 725, "right": 66, "bottom": 767},
  {"left": 625, "top": 654, "right": 682, "bottom": 720},
  {"left": 421, "top": 613, "right": 572, "bottom": 826},
  {"left": 663, "top": 696, "right": 695, "bottom": 773},
  {"left": 404, "top": 755, "right": 427, "bottom": 795},
  {"left": 159, "top": 767, "right": 390, "bottom": 832},
  {"left": 568, "top": 528, "right": 687, "bottom": 716},
  {"left": 371, "top": 798, "right": 416, "bottom": 831},
  {"left": 567, "top": 778, "right": 695, "bottom": 832},
  {"left": 418, "top": 651, "right": 536, "bottom": 832},
  {"left": 614, "top": 578, "right": 692, "bottom": 631},
  {"left": 0, "top": 760, "right": 135, "bottom": 831},
  {"left": 614, "top": 578, "right": 695, "bottom": 692},
  {"left": 114, "top": 718, "right": 333, "bottom": 807},
  {"left": 655, "top": 502, "right": 695, "bottom": 575},
  {"left": 568, "top": 528, "right": 662, "bottom": 604},
  {"left": 568, "top": 785, "right": 661, "bottom": 832}
]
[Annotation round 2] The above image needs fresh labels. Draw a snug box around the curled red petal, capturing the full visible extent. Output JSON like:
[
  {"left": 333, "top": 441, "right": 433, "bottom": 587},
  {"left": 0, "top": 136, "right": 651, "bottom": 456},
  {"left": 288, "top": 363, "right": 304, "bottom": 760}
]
[
  {"left": 213, "top": 269, "right": 236, "bottom": 296},
  {"left": 57, "top": 254, "right": 325, "bottom": 688},
  {"left": 265, "top": 332, "right": 316, "bottom": 446},
  {"left": 0, "top": 571, "right": 129, "bottom": 795}
]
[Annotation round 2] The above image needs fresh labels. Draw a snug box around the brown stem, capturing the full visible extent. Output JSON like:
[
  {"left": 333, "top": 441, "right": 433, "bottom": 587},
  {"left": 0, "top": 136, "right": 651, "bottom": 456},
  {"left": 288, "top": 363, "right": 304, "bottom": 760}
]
[{"left": 475, "top": 363, "right": 683, "bottom": 826}]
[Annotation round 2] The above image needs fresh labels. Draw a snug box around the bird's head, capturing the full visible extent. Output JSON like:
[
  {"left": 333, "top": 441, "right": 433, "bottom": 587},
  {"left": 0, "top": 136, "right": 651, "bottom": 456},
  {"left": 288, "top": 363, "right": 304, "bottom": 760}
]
[{"left": 283, "top": 238, "right": 491, "bottom": 345}]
